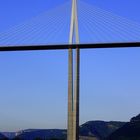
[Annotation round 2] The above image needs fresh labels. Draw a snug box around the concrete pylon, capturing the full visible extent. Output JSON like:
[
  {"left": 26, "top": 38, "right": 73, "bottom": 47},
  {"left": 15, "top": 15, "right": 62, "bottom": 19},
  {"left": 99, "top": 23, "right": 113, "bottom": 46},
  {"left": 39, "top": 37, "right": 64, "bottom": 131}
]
[
  {"left": 68, "top": 47, "right": 73, "bottom": 140},
  {"left": 68, "top": 0, "right": 80, "bottom": 140}
]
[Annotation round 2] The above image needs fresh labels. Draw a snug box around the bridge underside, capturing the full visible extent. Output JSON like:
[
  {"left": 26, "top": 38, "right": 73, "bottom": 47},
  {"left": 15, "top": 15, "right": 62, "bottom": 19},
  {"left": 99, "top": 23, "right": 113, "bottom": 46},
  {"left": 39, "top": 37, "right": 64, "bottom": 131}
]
[{"left": 0, "top": 42, "right": 140, "bottom": 51}]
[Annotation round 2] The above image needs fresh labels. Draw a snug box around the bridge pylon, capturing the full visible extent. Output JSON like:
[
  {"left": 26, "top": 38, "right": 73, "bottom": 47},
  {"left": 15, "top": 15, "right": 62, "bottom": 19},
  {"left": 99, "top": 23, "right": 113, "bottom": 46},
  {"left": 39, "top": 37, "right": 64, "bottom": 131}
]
[{"left": 68, "top": 0, "right": 80, "bottom": 140}]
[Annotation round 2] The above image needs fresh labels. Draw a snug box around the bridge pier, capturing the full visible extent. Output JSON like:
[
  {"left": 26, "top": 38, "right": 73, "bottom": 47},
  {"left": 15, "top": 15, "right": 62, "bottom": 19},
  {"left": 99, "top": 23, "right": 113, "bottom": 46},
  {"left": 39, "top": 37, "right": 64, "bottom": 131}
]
[
  {"left": 68, "top": 48, "right": 74, "bottom": 140},
  {"left": 67, "top": 0, "right": 80, "bottom": 140},
  {"left": 73, "top": 47, "right": 80, "bottom": 140},
  {"left": 68, "top": 0, "right": 80, "bottom": 139},
  {"left": 68, "top": 47, "right": 80, "bottom": 140}
]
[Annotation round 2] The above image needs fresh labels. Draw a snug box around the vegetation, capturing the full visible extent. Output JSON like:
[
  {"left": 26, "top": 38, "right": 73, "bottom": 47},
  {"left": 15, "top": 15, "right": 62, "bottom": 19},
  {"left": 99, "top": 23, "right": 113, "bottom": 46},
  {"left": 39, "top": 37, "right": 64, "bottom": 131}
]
[{"left": 106, "top": 114, "right": 140, "bottom": 140}]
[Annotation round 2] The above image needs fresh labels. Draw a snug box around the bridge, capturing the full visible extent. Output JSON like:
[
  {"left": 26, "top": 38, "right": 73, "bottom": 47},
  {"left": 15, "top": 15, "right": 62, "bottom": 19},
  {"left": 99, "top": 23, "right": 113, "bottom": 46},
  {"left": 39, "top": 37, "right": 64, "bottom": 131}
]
[{"left": 0, "top": 0, "right": 140, "bottom": 140}]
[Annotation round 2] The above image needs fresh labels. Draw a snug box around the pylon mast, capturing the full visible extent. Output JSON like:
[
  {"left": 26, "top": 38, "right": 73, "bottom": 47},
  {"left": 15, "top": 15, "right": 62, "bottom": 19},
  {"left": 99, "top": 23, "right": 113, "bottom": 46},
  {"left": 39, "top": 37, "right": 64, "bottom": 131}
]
[
  {"left": 69, "top": 0, "right": 79, "bottom": 44},
  {"left": 68, "top": 0, "right": 80, "bottom": 140}
]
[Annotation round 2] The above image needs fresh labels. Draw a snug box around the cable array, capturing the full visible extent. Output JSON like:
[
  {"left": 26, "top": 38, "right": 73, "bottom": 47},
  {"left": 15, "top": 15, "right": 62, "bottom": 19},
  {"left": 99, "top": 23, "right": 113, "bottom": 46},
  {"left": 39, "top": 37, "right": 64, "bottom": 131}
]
[
  {"left": 78, "top": 0, "right": 140, "bottom": 43},
  {"left": 0, "top": 0, "right": 140, "bottom": 46},
  {"left": 0, "top": 1, "right": 71, "bottom": 46}
]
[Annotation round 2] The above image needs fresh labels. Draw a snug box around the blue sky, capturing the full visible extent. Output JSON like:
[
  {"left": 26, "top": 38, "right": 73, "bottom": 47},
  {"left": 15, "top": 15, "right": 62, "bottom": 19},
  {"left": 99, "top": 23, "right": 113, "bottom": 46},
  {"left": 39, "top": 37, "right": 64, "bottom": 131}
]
[{"left": 0, "top": 0, "right": 140, "bottom": 131}]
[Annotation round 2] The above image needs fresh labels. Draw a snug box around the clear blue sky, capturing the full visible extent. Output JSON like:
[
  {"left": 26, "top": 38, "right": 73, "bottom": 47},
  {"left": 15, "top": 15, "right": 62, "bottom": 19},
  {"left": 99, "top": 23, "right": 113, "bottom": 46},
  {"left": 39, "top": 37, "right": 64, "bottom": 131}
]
[{"left": 0, "top": 0, "right": 140, "bottom": 131}]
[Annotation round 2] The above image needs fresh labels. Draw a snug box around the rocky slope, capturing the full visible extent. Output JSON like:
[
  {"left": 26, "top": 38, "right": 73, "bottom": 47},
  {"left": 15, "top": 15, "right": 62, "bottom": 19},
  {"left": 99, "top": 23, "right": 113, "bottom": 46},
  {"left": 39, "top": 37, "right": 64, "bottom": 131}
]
[{"left": 106, "top": 114, "right": 140, "bottom": 140}]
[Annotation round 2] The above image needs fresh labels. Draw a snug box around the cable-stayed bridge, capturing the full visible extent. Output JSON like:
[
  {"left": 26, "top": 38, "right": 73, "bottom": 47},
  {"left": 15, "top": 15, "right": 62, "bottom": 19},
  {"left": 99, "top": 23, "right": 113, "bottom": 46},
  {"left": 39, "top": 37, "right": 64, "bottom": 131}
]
[{"left": 0, "top": 0, "right": 140, "bottom": 140}]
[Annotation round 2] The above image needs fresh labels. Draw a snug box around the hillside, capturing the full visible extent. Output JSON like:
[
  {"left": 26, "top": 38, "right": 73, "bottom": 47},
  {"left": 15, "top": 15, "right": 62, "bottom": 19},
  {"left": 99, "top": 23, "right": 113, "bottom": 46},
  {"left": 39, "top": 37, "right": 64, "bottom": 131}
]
[
  {"left": 0, "top": 132, "right": 7, "bottom": 140},
  {"left": 1, "top": 132, "right": 15, "bottom": 139},
  {"left": 80, "top": 121, "right": 125, "bottom": 139},
  {"left": 11, "top": 121, "right": 124, "bottom": 140},
  {"left": 80, "top": 136, "right": 99, "bottom": 140},
  {"left": 15, "top": 129, "right": 66, "bottom": 140},
  {"left": 106, "top": 114, "right": 140, "bottom": 140}
]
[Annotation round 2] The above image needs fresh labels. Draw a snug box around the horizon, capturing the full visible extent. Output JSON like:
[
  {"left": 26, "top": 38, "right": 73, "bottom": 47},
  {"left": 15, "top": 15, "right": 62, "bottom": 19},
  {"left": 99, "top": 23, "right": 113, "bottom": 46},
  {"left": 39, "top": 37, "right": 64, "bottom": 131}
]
[
  {"left": 0, "top": 0, "right": 140, "bottom": 132},
  {"left": 0, "top": 119, "right": 129, "bottom": 132}
]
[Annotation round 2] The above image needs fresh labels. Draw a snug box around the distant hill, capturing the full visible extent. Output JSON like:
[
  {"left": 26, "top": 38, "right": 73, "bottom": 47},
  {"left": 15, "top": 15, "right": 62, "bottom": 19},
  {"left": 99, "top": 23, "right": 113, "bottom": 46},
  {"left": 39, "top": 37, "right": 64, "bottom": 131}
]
[
  {"left": 0, "top": 132, "right": 7, "bottom": 140},
  {"left": 130, "top": 114, "right": 140, "bottom": 122},
  {"left": 15, "top": 129, "right": 66, "bottom": 140},
  {"left": 1, "top": 114, "right": 140, "bottom": 140},
  {"left": 11, "top": 121, "right": 124, "bottom": 140},
  {"left": 106, "top": 114, "right": 140, "bottom": 140},
  {"left": 80, "top": 121, "right": 125, "bottom": 139},
  {"left": 80, "top": 136, "right": 99, "bottom": 140},
  {"left": 1, "top": 132, "right": 15, "bottom": 139}
]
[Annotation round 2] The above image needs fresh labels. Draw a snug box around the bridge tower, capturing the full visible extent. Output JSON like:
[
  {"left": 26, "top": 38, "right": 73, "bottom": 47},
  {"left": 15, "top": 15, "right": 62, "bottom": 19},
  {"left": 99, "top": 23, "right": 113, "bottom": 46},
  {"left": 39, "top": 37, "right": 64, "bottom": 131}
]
[{"left": 68, "top": 0, "right": 80, "bottom": 140}]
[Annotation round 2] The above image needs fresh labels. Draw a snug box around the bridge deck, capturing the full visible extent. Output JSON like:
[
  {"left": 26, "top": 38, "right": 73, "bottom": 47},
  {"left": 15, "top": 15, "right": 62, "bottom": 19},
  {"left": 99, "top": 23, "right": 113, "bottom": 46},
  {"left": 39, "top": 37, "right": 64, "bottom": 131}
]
[{"left": 0, "top": 42, "right": 140, "bottom": 51}]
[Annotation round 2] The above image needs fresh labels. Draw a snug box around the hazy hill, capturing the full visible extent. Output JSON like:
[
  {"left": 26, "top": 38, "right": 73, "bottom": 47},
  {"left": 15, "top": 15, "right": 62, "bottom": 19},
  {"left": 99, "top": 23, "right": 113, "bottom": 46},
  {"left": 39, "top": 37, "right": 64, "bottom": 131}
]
[
  {"left": 15, "top": 129, "right": 66, "bottom": 140},
  {"left": 1, "top": 132, "right": 15, "bottom": 139},
  {"left": 11, "top": 121, "right": 125, "bottom": 140},
  {"left": 80, "top": 136, "right": 99, "bottom": 140},
  {"left": 1, "top": 115, "right": 140, "bottom": 140},
  {"left": 106, "top": 114, "right": 140, "bottom": 140},
  {"left": 0, "top": 132, "right": 7, "bottom": 140},
  {"left": 80, "top": 121, "right": 125, "bottom": 139}
]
